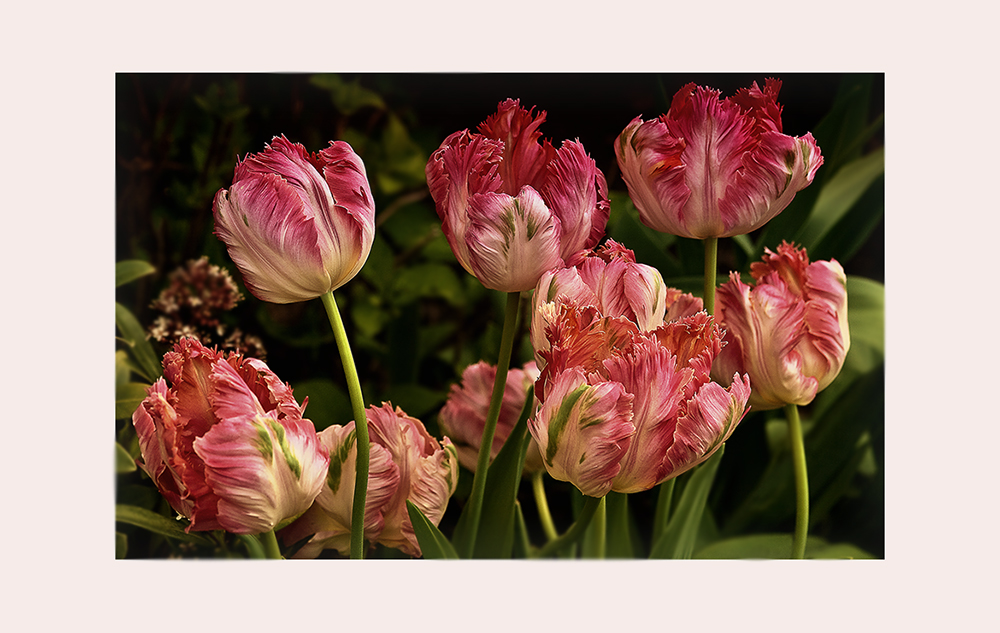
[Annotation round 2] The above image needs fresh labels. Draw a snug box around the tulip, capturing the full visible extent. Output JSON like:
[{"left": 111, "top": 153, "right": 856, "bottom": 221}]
[
  {"left": 615, "top": 79, "right": 823, "bottom": 239},
  {"left": 531, "top": 239, "right": 703, "bottom": 376},
  {"left": 213, "top": 135, "right": 375, "bottom": 303},
  {"left": 131, "top": 338, "right": 329, "bottom": 534},
  {"left": 281, "top": 403, "right": 458, "bottom": 558},
  {"left": 439, "top": 360, "right": 543, "bottom": 473},
  {"left": 426, "top": 99, "right": 609, "bottom": 291},
  {"left": 530, "top": 305, "right": 751, "bottom": 497},
  {"left": 711, "top": 242, "right": 850, "bottom": 410}
]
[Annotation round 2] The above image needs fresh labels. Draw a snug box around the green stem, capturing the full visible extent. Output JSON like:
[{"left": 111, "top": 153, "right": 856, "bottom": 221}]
[
  {"left": 533, "top": 495, "right": 604, "bottom": 559},
  {"left": 786, "top": 402, "right": 809, "bottom": 559},
  {"left": 703, "top": 237, "right": 718, "bottom": 316},
  {"left": 320, "top": 291, "right": 370, "bottom": 560},
  {"left": 260, "top": 529, "right": 282, "bottom": 560},
  {"left": 532, "top": 470, "right": 559, "bottom": 542},
  {"left": 591, "top": 496, "right": 606, "bottom": 559},
  {"left": 462, "top": 291, "right": 522, "bottom": 558}
]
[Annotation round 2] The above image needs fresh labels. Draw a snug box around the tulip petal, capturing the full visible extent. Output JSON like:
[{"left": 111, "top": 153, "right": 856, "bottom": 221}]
[
  {"left": 478, "top": 99, "right": 558, "bottom": 194},
  {"left": 664, "top": 374, "right": 751, "bottom": 479},
  {"left": 541, "top": 140, "right": 610, "bottom": 262},
  {"left": 465, "top": 187, "right": 563, "bottom": 292},
  {"left": 529, "top": 368, "right": 634, "bottom": 498}
]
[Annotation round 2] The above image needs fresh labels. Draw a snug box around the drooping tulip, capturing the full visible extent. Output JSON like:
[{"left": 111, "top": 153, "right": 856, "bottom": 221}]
[
  {"left": 531, "top": 239, "right": 703, "bottom": 374},
  {"left": 615, "top": 79, "right": 823, "bottom": 239},
  {"left": 131, "top": 338, "right": 329, "bottom": 534},
  {"left": 281, "top": 403, "right": 458, "bottom": 558},
  {"left": 426, "top": 99, "right": 609, "bottom": 291},
  {"left": 213, "top": 135, "right": 375, "bottom": 303},
  {"left": 711, "top": 242, "right": 850, "bottom": 410},
  {"left": 438, "top": 360, "right": 543, "bottom": 473},
  {"left": 530, "top": 305, "right": 751, "bottom": 497}
]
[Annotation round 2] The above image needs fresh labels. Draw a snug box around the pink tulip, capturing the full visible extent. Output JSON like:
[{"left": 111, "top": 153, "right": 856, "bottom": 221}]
[
  {"left": 531, "top": 239, "right": 703, "bottom": 374},
  {"left": 213, "top": 135, "right": 375, "bottom": 303},
  {"left": 426, "top": 99, "right": 609, "bottom": 291},
  {"left": 712, "top": 242, "right": 850, "bottom": 410},
  {"left": 530, "top": 305, "right": 751, "bottom": 497},
  {"left": 615, "top": 79, "right": 823, "bottom": 239},
  {"left": 438, "top": 360, "right": 544, "bottom": 473},
  {"left": 131, "top": 338, "right": 329, "bottom": 534},
  {"left": 281, "top": 403, "right": 458, "bottom": 558}
]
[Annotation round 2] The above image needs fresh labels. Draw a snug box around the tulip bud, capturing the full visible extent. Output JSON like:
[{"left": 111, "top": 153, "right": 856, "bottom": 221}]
[
  {"left": 615, "top": 79, "right": 823, "bottom": 239},
  {"left": 281, "top": 403, "right": 458, "bottom": 558},
  {"left": 213, "top": 135, "right": 375, "bottom": 304},
  {"left": 439, "top": 360, "right": 544, "bottom": 473},
  {"left": 712, "top": 242, "right": 850, "bottom": 410},
  {"left": 131, "top": 338, "right": 329, "bottom": 534}
]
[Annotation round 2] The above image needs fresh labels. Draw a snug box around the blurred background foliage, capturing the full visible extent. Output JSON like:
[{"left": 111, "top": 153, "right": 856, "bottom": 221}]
[{"left": 116, "top": 73, "right": 883, "bottom": 559}]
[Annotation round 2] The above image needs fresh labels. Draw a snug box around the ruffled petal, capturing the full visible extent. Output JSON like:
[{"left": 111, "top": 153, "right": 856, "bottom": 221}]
[
  {"left": 540, "top": 140, "right": 609, "bottom": 261},
  {"left": 465, "top": 187, "right": 563, "bottom": 292},
  {"left": 478, "top": 99, "right": 557, "bottom": 194}
]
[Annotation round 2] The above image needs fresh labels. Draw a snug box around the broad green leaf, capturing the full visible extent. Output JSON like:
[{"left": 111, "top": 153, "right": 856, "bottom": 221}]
[
  {"left": 115, "top": 260, "right": 155, "bottom": 287},
  {"left": 467, "top": 387, "right": 534, "bottom": 559},
  {"left": 116, "top": 442, "right": 137, "bottom": 473},
  {"left": 292, "top": 379, "right": 351, "bottom": 431},
  {"left": 115, "top": 302, "right": 161, "bottom": 383},
  {"left": 605, "top": 492, "right": 635, "bottom": 558},
  {"left": 115, "top": 531, "right": 128, "bottom": 559},
  {"left": 695, "top": 533, "right": 875, "bottom": 559},
  {"left": 390, "top": 263, "right": 464, "bottom": 306},
  {"left": 116, "top": 382, "right": 149, "bottom": 420},
  {"left": 649, "top": 445, "right": 725, "bottom": 559},
  {"left": 843, "top": 276, "right": 885, "bottom": 375},
  {"left": 512, "top": 502, "right": 532, "bottom": 559},
  {"left": 115, "top": 504, "right": 212, "bottom": 545},
  {"left": 606, "top": 193, "right": 682, "bottom": 278},
  {"left": 379, "top": 384, "right": 446, "bottom": 420},
  {"left": 115, "top": 350, "right": 131, "bottom": 389},
  {"left": 809, "top": 173, "right": 884, "bottom": 265},
  {"left": 795, "top": 148, "right": 884, "bottom": 250},
  {"left": 406, "top": 500, "right": 459, "bottom": 559}
]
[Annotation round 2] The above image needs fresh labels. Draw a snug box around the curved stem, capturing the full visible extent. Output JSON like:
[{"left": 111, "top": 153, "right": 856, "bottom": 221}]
[
  {"left": 703, "top": 237, "right": 718, "bottom": 316},
  {"left": 533, "top": 495, "right": 603, "bottom": 559},
  {"left": 320, "top": 291, "right": 370, "bottom": 560},
  {"left": 260, "top": 529, "right": 282, "bottom": 560},
  {"left": 462, "top": 291, "right": 522, "bottom": 558},
  {"left": 532, "top": 470, "right": 559, "bottom": 542},
  {"left": 786, "top": 402, "right": 809, "bottom": 559}
]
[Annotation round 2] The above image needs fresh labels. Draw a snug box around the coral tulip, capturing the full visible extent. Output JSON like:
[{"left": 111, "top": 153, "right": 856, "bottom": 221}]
[
  {"left": 712, "top": 242, "right": 850, "bottom": 410},
  {"left": 438, "top": 360, "right": 543, "bottom": 473},
  {"left": 131, "top": 338, "right": 329, "bottom": 534},
  {"left": 615, "top": 79, "right": 823, "bottom": 239},
  {"left": 531, "top": 239, "right": 703, "bottom": 376},
  {"left": 530, "top": 306, "right": 751, "bottom": 497},
  {"left": 213, "top": 135, "right": 375, "bottom": 303},
  {"left": 281, "top": 403, "right": 458, "bottom": 558},
  {"left": 426, "top": 99, "right": 609, "bottom": 291}
]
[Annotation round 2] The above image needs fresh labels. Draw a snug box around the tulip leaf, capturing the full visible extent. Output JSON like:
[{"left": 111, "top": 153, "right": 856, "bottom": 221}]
[
  {"left": 469, "top": 387, "right": 533, "bottom": 558},
  {"left": 406, "top": 500, "right": 459, "bottom": 559},
  {"left": 309, "top": 74, "right": 386, "bottom": 116},
  {"left": 116, "top": 442, "right": 137, "bottom": 473},
  {"left": 512, "top": 501, "right": 533, "bottom": 558},
  {"left": 842, "top": 276, "right": 885, "bottom": 376},
  {"left": 292, "top": 378, "right": 351, "bottom": 432},
  {"left": 809, "top": 173, "right": 884, "bottom": 266},
  {"left": 605, "top": 491, "right": 636, "bottom": 558},
  {"left": 115, "top": 302, "right": 162, "bottom": 383},
  {"left": 649, "top": 445, "right": 725, "bottom": 559},
  {"left": 116, "top": 382, "right": 149, "bottom": 420},
  {"left": 115, "top": 531, "right": 128, "bottom": 559},
  {"left": 694, "top": 534, "right": 875, "bottom": 559},
  {"left": 795, "top": 148, "right": 884, "bottom": 251},
  {"left": 390, "top": 263, "right": 464, "bottom": 307},
  {"left": 606, "top": 193, "right": 682, "bottom": 278},
  {"left": 115, "top": 260, "right": 155, "bottom": 287},
  {"left": 239, "top": 534, "right": 266, "bottom": 559},
  {"left": 115, "top": 504, "right": 212, "bottom": 545}
]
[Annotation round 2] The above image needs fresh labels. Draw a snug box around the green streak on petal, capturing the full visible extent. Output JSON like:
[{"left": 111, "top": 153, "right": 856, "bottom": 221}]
[
  {"left": 266, "top": 418, "right": 302, "bottom": 480},
  {"left": 252, "top": 419, "right": 274, "bottom": 462},
  {"left": 526, "top": 213, "right": 539, "bottom": 240},
  {"left": 579, "top": 451, "right": 587, "bottom": 465},
  {"left": 546, "top": 385, "right": 590, "bottom": 466},
  {"left": 242, "top": 214, "right": 250, "bottom": 228},
  {"left": 326, "top": 429, "right": 357, "bottom": 492}
]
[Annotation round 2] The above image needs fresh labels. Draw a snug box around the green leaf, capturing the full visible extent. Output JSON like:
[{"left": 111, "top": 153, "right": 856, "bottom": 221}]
[
  {"left": 466, "top": 387, "right": 533, "bottom": 559},
  {"left": 115, "top": 531, "right": 128, "bottom": 559},
  {"left": 293, "top": 378, "right": 351, "bottom": 432},
  {"left": 115, "top": 260, "right": 156, "bottom": 287},
  {"left": 695, "top": 534, "right": 875, "bottom": 559},
  {"left": 809, "top": 173, "right": 884, "bottom": 265},
  {"left": 239, "top": 534, "right": 266, "bottom": 559},
  {"left": 649, "top": 445, "right": 726, "bottom": 559},
  {"left": 390, "top": 263, "right": 464, "bottom": 306},
  {"left": 406, "top": 500, "right": 459, "bottom": 559},
  {"left": 512, "top": 501, "right": 532, "bottom": 559},
  {"left": 309, "top": 74, "right": 386, "bottom": 116},
  {"left": 116, "top": 382, "right": 149, "bottom": 420},
  {"left": 795, "top": 148, "right": 884, "bottom": 251},
  {"left": 115, "top": 302, "right": 162, "bottom": 383},
  {"left": 115, "top": 442, "right": 137, "bottom": 473},
  {"left": 115, "top": 504, "right": 212, "bottom": 545},
  {"left": 843, "top": 276, "right": 885, "bottom": 375}
]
